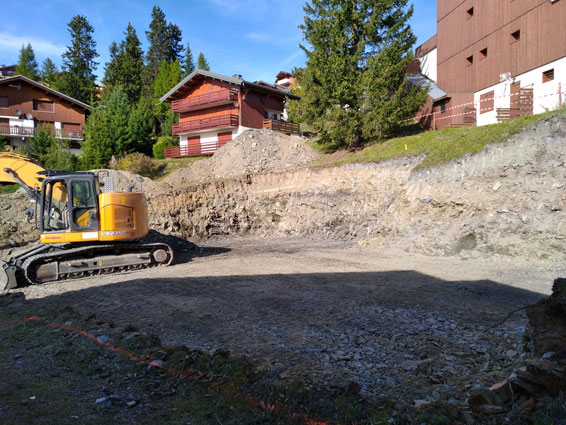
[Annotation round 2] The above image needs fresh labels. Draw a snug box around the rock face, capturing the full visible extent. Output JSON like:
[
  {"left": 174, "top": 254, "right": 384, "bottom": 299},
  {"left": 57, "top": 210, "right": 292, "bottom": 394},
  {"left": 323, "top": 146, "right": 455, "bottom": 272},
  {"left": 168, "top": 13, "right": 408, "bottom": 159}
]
[
  {"left": 148, "top": 115, "right": 566, "bottom": 266},
  {"left": 527, "top": 278, "right": 566, "bottom": 358},
  {"left": 467, "top": 278, "right": 566, "bottom": 417}
]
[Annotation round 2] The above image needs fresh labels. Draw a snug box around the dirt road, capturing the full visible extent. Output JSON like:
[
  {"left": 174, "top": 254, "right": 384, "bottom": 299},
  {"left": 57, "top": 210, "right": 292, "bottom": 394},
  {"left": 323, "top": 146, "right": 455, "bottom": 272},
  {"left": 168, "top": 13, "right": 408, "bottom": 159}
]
[{"left": 7, "top": 237, "right": 563, "bottom": 405}]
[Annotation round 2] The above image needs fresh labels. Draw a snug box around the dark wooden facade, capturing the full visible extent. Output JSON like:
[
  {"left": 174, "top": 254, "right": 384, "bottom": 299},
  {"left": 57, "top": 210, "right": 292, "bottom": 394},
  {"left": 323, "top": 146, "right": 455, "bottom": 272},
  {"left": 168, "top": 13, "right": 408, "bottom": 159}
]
[
  {"left": 0, "top": 76, "right": 90, "bottom": 142},
  {"left": 437, "top": 0, "right": 566, "bottom": 94}
]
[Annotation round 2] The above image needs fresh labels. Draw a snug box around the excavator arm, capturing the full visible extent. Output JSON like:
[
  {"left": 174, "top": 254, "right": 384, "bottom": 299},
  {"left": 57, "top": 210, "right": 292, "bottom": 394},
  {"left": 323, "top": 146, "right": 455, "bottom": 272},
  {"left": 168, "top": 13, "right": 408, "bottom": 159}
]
[{"left": 0, "top": 152, "right": 45, "bottom": 203}]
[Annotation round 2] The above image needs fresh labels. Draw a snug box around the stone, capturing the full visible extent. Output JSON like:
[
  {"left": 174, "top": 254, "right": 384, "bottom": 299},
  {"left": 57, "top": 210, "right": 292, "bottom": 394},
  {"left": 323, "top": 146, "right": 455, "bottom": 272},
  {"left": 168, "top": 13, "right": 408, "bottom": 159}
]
[
  {"left": 489, "top": 379, "right": 513, "bottom": 404},
  {"left": 468, "top": 387, "right": 506, "bottom": 411}
]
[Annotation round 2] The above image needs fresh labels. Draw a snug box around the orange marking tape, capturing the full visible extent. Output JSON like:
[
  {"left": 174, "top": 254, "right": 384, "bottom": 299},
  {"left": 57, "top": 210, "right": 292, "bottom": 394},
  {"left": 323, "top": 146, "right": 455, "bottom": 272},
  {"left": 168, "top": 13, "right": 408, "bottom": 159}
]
[{"left": 1, "top": 317, "right": 340, "bottom": 425}]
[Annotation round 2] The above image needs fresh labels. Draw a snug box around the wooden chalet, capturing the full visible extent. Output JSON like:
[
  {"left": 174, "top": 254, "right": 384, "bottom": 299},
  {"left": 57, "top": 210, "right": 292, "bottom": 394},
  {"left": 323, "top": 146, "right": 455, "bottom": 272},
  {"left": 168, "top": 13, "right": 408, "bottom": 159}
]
[
  {"left": 160, "top": 69, "right": 300, "bottom": 158},
  {"left": 0, "top": 75, "right": 91, "bottom": 152}
]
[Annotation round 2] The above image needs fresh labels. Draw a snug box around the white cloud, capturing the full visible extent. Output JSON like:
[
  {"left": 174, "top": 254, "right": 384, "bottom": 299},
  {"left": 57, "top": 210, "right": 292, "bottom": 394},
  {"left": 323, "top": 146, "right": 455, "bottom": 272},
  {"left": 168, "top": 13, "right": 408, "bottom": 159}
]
[{"left": 0, "top": 32, "right": 66, "bottom": 62}]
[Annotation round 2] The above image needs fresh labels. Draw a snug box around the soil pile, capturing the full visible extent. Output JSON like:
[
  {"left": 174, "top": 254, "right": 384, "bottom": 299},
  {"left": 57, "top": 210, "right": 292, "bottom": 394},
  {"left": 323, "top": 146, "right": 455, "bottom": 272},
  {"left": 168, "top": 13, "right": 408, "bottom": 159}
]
[
  {"left": 148, "top": 114, "right": 566, "bottom": 266},
  {"left": 161, "top": 129, "right": 320, "bottom": 187}
]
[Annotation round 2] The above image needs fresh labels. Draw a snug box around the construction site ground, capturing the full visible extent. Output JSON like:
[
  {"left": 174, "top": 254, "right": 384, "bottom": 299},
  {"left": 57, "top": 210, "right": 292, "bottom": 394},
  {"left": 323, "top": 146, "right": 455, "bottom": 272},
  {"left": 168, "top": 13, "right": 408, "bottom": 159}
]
[
  {"left": 2, "top": 120, "right": 566, "bottom": 423},
  {"left": 3, "top": 237, "right": 563, "bottom": 416}
]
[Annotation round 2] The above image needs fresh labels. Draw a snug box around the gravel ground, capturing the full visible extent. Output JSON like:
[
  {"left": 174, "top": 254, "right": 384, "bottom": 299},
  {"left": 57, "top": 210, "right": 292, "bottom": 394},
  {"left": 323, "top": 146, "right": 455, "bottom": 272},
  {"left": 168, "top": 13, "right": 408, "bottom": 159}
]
[{"left": 5, "top": 237, "right": 562, "bottom": 408}]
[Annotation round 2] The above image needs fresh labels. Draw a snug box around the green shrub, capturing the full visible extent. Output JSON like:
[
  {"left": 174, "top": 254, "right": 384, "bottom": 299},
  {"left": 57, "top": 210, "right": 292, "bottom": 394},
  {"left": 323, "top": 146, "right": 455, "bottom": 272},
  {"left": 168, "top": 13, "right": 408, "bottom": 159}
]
[
  {"left": 115, "top": 152, "right": 163, "bottom": 178},
  {"left": 152, "top": 136, "right": 178, "bottom": 159}
]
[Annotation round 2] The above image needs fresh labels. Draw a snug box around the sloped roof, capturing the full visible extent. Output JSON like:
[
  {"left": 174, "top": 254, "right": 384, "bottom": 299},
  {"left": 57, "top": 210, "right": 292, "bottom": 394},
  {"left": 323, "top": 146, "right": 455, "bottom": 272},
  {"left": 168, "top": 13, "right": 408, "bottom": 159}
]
[
  {"left": 0, "top": 75, "right": 92, "bottom": 110},
  {"left": 160, "top": 69, "right": 300, "bottom": 103},
  {"left": 408, "top": 74, "right": 447, "bottom": 101}
]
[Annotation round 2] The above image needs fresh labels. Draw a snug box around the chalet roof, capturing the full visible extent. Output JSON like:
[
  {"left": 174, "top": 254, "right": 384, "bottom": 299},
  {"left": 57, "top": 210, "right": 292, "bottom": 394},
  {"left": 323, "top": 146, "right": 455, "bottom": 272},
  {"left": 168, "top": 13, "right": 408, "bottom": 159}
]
[
  {"left": 0, "top": 75, "right": 92, "bottom": 111},
  {"left": 408, "top": 74, "right": 447, "bottom": 101},
  {"left": 160, "top": 69, "right": 300, "bottom": 103}
]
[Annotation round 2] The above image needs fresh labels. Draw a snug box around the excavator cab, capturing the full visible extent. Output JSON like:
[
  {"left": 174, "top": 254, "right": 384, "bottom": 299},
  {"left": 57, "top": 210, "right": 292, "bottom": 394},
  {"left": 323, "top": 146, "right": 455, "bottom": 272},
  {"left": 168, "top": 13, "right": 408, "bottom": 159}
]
[{"left": 40, "top": 173, "right": 99, "bottom": 236}]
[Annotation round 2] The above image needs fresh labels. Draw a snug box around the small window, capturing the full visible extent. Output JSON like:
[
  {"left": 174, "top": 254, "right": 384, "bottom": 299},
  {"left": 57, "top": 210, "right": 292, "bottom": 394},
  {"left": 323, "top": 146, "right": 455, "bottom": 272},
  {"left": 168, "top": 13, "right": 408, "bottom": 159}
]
[
  {"left": 543, "top": 69, "right": 554, "bottom": 83},
  {"left": 480, "top": 48, "right": 488, "bottom": 59},
  {"left": 511, "top": 30, "right": 521, "bottom": 43},
  {"left": 466, "top": 7, "right": 474, "bottom": 18},
  {"left": 33, "top": 99, "right": 54, "bottom": 112},
  {"left": 0, "top": 96, "right": 9, "bottom": 108},
  {"left": 440, "top": 102, "right": 446, "bottom": 114},
  {"left": 480, "top": 91, "right": 494, "bottom": 114},
  {"left": 466, "top": 55, "right": 474, "bottom": 66}
]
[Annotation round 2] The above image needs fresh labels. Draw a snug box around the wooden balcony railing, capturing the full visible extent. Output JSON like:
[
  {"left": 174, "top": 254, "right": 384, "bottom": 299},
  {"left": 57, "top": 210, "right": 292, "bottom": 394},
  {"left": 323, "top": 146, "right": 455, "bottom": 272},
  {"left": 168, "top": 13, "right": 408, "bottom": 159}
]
[
  {"left": 0, "top": 125, "right": 84, "bottom": 139},
  {"left": 262, "top": 119, "right": 300, "bottom": 135},
  {"left": 172, "top": 114, "right": 239, "bottom": 134},
  {"left": 164, "top": 139, "right": 231, "bottom": 158},
  {"left": 171, "top": 89, "right": 239, "bottom": 112}
]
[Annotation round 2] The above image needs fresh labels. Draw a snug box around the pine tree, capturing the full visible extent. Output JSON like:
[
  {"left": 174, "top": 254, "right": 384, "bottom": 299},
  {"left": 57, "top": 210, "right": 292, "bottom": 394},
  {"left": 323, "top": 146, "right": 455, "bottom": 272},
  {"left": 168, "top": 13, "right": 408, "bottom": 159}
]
[
  {"left": 197, "top": 52, "right": 210, "bottom": 71},
  {"left": 106, "top": 88, "right": 132, "bottom": 154},
  {"left": 145, "top": 6, "right": 169, "bottom": 85},
  {"left": 183, "top": 42, "right": 195, "bottom": 76},
  {"left": 297, "top": 0, "right": 427, "bottom": 148},
  {"left": 128, "top": 98, "right": 154, "bottom": 155},
  {"left": 102, "top": 41, "right": 120, "bottom": 99},
  {"left": 82, "top": 107, "right": 109, "bottom": 169},
  {"left": 40, "top": 58, "right": 58, "bottom": 86},
  {"left": 29, "top": 125, "right": 55, "bottom": 163},
  {"left": 16, "top": 44, "right": 39, "bottom": 80},
  {"left": 43, "top": 140, "right": 79, "bottom": 171},
  {"left": 58, "top": 15, "right": 99, "bottom": 104},
  {"left": 153, "top": 60, "right": 182, "bottom": 135},
  {"left": 117, "top": 23, "right": 144, "bottom": 104},
  {"left": 166, "top": 23, "right": 183, "bottom": 63}
]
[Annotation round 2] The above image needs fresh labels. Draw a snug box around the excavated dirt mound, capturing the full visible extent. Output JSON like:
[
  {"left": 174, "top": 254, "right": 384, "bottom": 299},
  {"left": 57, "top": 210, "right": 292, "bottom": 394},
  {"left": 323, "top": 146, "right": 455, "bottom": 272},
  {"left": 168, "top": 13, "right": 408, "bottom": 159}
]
[{"left": 160, "top": 129, "right": 320, "bottom": 187}]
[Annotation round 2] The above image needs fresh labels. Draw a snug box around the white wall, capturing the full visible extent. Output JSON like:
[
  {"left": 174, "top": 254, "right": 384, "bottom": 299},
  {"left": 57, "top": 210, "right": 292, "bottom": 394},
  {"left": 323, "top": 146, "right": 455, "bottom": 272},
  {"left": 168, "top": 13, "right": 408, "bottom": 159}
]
[
  {"left": 475, "top": 57, "right": 566, "bottom": 126},
  {"left": 419, "top": 48, "right": 438, "bottom": 83}
]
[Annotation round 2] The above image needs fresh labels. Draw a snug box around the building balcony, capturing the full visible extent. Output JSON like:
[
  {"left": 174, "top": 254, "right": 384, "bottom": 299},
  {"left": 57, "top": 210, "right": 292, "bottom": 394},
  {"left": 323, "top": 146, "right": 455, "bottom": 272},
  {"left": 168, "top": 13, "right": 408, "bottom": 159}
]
[
  {"left": 262, "top": 119, "right": 300, "bottom": 135},
  {"left": 172, "top": 114, "right": 239, "bottom": 134},
  {"left": 171, "top": 89, "right": 239, "bottom": 113},
  {"left": 0, "top": 125, "right": 84, "bottom": 140}
]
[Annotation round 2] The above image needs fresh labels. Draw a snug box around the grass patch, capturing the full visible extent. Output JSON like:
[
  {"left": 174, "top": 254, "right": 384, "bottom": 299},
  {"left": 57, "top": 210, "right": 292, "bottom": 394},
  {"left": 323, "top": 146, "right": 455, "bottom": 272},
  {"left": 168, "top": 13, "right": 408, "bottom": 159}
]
[
  {"left": 153, "top": 156, "right": 209, "bottom": 181},
  {"left": 320, "top": 108, "right": 566, "bottom": 169},
  {"left": 0, "top": 183, "right": 20, "bottom": 194}
]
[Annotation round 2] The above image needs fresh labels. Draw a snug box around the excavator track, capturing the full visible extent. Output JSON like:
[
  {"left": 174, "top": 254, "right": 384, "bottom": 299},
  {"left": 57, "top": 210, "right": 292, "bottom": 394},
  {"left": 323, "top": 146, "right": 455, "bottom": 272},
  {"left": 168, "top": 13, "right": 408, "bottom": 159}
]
[{"left": 21, "top": 243, "right": 173, "bottom": 285}]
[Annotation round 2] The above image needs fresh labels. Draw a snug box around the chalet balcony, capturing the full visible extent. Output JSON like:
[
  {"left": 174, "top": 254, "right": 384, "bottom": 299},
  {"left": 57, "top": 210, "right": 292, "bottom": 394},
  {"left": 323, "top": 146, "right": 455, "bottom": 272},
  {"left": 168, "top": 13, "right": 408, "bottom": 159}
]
[
  {"left": 164, "top": 138, "right": 231, "bottom": 158},
  {"left": 0, "top": 125, "right": 84, "bottom": 140},
  {"left": 172, "top": 114, "right": 239, "bottom": 134},
  {"left": 262, "top": 119, "right": 300, "bottom": 135},
  {"left": 171, "top": 89, "right": 239, "bottom": 113}
]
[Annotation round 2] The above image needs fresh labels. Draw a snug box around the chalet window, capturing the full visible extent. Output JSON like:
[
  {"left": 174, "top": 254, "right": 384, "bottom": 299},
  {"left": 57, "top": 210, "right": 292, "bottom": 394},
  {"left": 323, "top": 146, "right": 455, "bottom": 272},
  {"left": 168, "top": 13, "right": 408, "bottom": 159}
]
[
  {"left": 0, "top": 96, "right": 9, "bottom": 108},
  {"left": 33, "top": 99, "right": 54, "bottom": 113},
  {"left": 440, "top": 102, "right": 446, "bottom": 114},
  {"left": 510, "top": 30, "right": 520, "bottom": 43},
  {"left": 480, "top": 48, "right": 488, "bottom": 59},
  {"left": 466, "top": 55, "right": 474, "bottom": 66},
  {"left": 480, "top": 91, "right": 494, "bottom": 114},
  {"left": 466, "top": 7, "right": 474, "bottom": 18},
  {"left": 542, "top": 69, "right": 554, "bottom": 83}
]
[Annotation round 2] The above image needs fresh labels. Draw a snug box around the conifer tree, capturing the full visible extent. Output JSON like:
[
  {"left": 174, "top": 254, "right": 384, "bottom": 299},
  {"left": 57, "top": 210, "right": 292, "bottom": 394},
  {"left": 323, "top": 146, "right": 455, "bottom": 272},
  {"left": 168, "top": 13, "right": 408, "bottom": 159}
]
[
  {"left": 197, "top": 52, "right": 210, "bottom": 71},
  {"left": 82, "top": 107, "right": 109, "bottom": 169},
  {"left": 106, "top": 88, "right": 132, "bottom": 154},
  {"left": 128, "top": 98, "right": 153, "bottom": 155},
  {"left": 16, "top": 44, "right": 39, "bottom": 80},
  {"left": 145, "top": 6, "right": 170, "bottom": 85},
  {"left": 153, "top": 60, "right": 182, "bottom": 135},
  {"left": 40, "top": 58, "right": 58, "bottom": 86},
  {"left": 58, "top": 15, "right": 99, "bottom": 104},
  {"left": 102, "top": 41, "right": 120, "bottom": 97},
  {"left": 166, "top": 23, "right": 183, "bottom": 63},
  {"left": 183, "top": 42, "right": 195, "bottom": 76},
  {"left": 117, "top": 23, "right": 144, "bottom": 104},
  {"left": 296, "top": 0, "right": 427, "bottom": 148}
]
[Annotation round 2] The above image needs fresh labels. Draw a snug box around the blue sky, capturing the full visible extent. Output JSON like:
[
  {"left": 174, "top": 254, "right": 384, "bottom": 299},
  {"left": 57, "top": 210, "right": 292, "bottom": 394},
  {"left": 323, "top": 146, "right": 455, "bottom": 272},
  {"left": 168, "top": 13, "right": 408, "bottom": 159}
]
[{"left": 0, "top": 0, "right": 437, "bottom": 83}]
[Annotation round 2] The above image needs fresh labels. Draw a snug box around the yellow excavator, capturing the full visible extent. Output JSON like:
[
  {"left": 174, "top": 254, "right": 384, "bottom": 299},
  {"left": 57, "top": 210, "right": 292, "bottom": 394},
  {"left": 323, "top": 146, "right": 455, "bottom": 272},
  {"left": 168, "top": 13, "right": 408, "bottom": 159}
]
[{"left": 0, "top": 152, "right": 173, "bottom": 291}]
